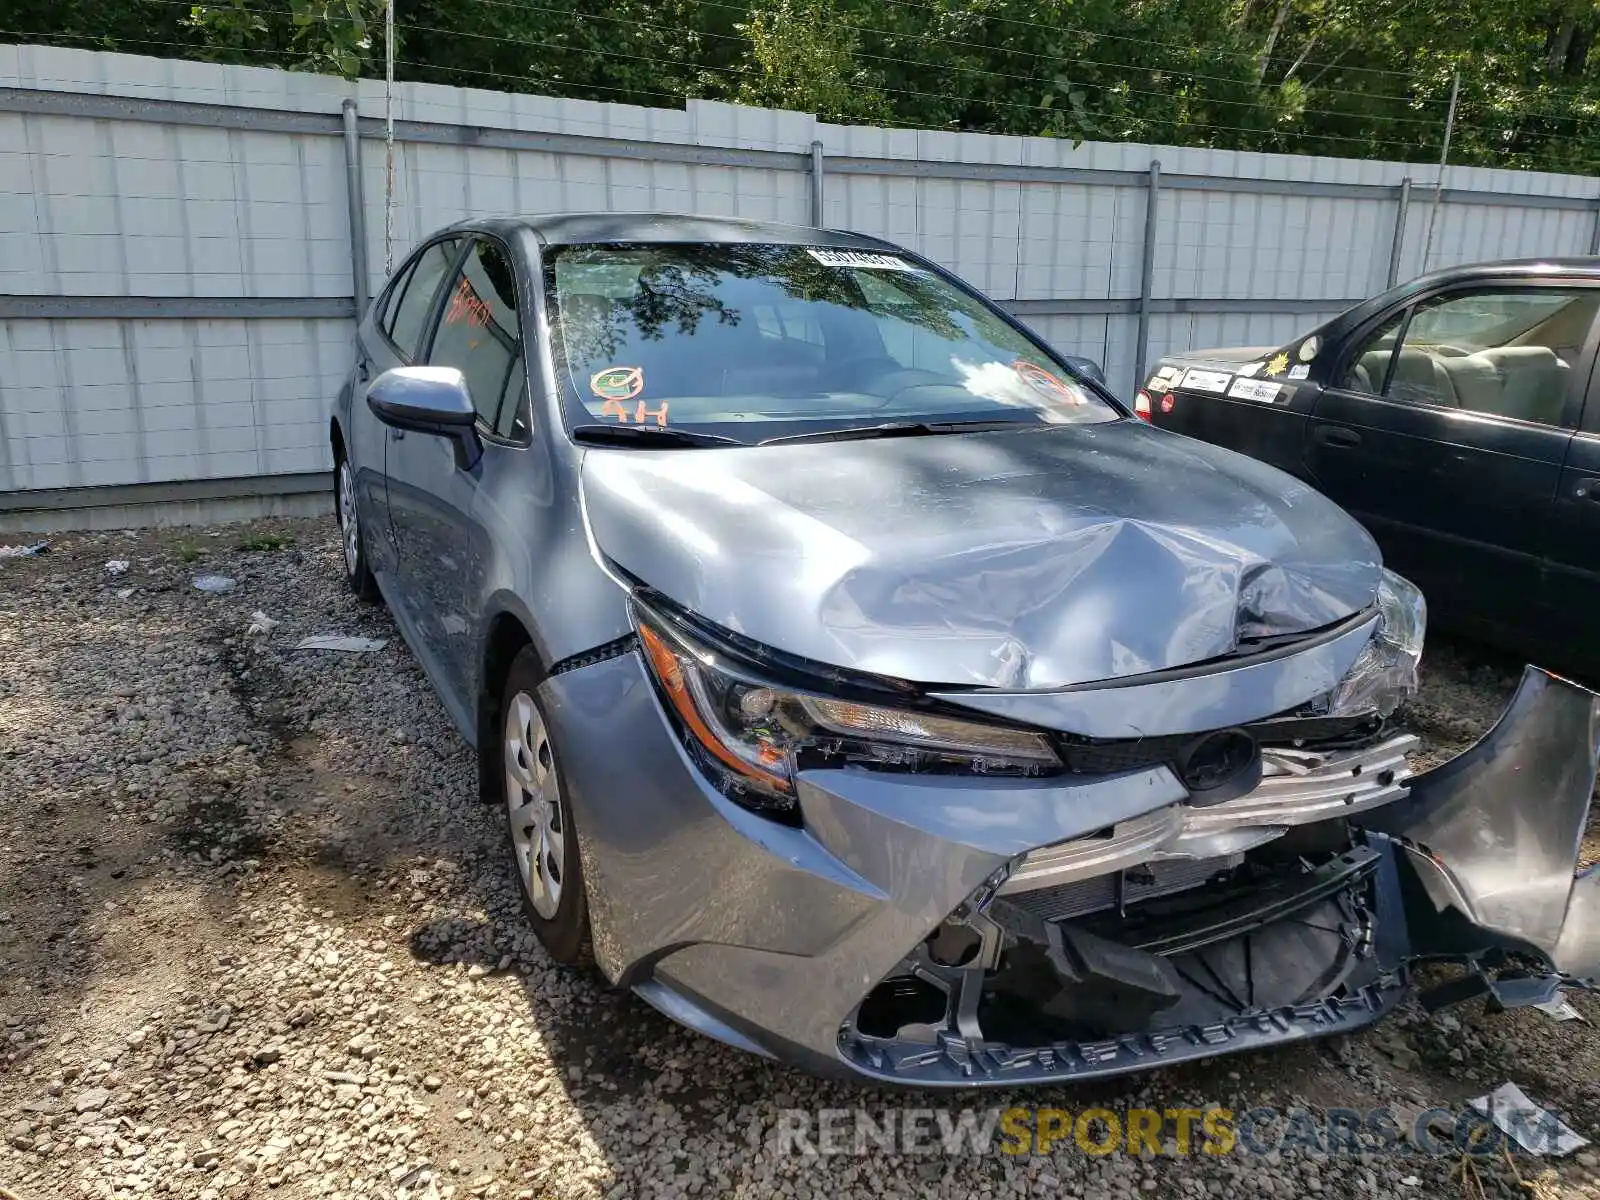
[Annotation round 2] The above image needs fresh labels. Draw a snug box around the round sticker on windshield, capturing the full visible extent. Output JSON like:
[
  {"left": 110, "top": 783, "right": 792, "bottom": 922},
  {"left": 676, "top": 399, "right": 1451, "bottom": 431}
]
[
  {"left": 1297, "top": 337, "right": 1320, "bottom": 362},
  {"left": 591, "top": 365, "right": 644, "bottom": 402},
  {"left": 1014, "top": 360, "right": 1084, "bottom": 405}
]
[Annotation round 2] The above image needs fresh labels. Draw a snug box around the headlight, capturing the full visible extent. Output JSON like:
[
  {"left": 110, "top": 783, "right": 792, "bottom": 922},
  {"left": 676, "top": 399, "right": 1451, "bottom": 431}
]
[
  {"left": 1327, "top": 568, "right": 1426, "bottom": 718},
  {"left": 632, "top": 602, "right": 1061, "bottom": 814}
]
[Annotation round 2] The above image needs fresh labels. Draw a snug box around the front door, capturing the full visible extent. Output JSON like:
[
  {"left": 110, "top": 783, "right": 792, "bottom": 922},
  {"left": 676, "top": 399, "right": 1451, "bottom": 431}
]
[
  {"left": 386, "top": 235, "right": 529, "bottom": 725},
  {"left": 1305, "top": 284, "right": 1597, "bottom": 637}
]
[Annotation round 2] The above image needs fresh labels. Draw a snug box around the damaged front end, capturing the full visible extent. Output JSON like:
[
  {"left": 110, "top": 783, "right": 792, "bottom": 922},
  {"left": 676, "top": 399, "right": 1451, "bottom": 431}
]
[{"left": 840, "top": 667, "right": 1598, "bottom": 1085}]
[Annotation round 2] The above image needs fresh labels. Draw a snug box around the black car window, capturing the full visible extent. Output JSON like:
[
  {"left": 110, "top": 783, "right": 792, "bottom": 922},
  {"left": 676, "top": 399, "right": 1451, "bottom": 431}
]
[
  {"left": 1339, "top": 312, "right": 1405, "bottom": 396},
  {"left": 387, "top": 239, "right": 460, "bottom": 362},
  {"left": 1342, "top": 288, "right": 1598, "bottom": 428},
  {"left": 427, "top": 238, "right": 526, "bottom": 440}
]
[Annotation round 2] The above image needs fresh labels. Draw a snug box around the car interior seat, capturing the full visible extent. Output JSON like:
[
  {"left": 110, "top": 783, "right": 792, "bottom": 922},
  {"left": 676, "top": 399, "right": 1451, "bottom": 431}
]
[
  {"left": 1383, "top": 347, "right": 1458, "bottom": 406},
  {"left": 1449, "top": 346, "right": 1569, "bottom": 425}
]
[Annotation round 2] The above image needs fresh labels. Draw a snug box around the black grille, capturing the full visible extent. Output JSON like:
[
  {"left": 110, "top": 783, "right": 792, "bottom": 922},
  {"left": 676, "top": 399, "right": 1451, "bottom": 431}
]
[
  {"left": 1054, "top": 714, "right": 1382, "bottom": 777},
  {"left": 1056, "top": 735, "right": 1190, "bottom": 775}
]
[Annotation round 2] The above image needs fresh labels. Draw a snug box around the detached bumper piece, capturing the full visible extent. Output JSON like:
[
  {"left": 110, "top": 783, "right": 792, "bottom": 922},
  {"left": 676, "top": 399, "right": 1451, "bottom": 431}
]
[
  {"left": 1363, "top": 665, "right": 1600, "bottom": 992},
  {"left": 839, "top": 846, "right": 1406, "bottom": 1085}
]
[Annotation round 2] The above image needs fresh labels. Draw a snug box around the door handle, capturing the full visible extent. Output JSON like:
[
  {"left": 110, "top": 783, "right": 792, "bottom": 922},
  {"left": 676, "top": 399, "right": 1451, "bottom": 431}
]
[
  {"left": 1316, "top": 427, "right": 1362, "bottom": 448},
  {"left": 389, "top": 427, "right": 405, "bottom": 441},
  {"left": 1575, "top": 478, "right": 1600, "bottom": 500},
  {"left": 357, "top": 359, "right": 371, "bottom": 383}
]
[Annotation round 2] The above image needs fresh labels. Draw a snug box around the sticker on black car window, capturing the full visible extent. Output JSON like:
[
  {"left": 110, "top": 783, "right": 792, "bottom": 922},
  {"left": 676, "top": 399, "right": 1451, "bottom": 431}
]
[{"left": 806, "top": 249, "right": 918, "bottom": 271}]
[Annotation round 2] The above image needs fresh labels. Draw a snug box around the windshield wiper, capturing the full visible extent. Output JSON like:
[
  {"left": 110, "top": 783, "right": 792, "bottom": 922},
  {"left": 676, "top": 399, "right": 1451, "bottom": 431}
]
[
  {"left": 759, "top": 418, "right": 1034, "bottom": 446},
  {"left": 569, "top": 424, "right": 743, "bottom": 449}
]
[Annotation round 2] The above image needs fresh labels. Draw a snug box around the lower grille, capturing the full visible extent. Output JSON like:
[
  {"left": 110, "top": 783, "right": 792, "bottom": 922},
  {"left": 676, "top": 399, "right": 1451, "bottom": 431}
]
[{"left": 1006, "top": 854, "right": 1242, "bottom": 922}]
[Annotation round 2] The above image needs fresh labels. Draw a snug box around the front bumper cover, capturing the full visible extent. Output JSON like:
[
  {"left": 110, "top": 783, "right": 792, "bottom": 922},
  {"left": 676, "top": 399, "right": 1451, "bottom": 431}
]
[{"left": 538, "top": 653, "right": 1596, "bottom": 1086}]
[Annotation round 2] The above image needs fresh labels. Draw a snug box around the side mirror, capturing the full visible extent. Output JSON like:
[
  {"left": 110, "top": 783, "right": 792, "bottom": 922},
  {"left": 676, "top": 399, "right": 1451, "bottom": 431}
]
[
  {"left": 366, "top": 366, "right": 482, "bottom": 470},
  {"left": 1062, "top": 354, "right": 1107, "bottom": 386}
]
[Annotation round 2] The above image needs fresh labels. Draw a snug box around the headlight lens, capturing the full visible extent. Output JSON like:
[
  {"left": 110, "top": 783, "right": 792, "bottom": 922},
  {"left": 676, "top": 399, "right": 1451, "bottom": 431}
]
[
  {"left": 1328, "top": 568, "right": 1427, "bottom": 718},
  {"left": 634, "top": 604, "right": 1061, "bottom": 813}
]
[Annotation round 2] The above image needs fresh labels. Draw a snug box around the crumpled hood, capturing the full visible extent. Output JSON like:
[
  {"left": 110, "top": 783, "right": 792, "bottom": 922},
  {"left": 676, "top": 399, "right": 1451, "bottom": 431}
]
[{"left": 580, "top": 420, "right": 1382, "bottom": 689}]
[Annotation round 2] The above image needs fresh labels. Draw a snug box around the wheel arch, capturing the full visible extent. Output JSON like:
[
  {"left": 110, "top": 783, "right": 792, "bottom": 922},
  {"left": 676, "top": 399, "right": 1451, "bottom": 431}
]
[{"left": 475, "top": 601, "right": 548, "bottom": 796}]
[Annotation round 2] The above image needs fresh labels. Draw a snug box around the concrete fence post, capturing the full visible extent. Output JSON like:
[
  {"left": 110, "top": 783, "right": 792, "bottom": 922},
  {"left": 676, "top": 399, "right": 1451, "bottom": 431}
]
[
  {"left": 809, "top": 139, "right": 825, "bottom": 227},
  {"left": 1387, "top": 177, "right": 1412, "bottom": 288},
  {"left": 341, "top": 98, "right": 370, "bottom": 318},
  {"left": 1133, "top": 160, "right": 1161, "bottom": 393}
]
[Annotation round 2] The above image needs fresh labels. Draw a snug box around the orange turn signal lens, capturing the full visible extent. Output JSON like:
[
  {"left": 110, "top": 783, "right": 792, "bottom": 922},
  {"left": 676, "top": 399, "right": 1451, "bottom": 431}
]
[{"left": 637, "top": 621, "right": 792, "bottom": 793}]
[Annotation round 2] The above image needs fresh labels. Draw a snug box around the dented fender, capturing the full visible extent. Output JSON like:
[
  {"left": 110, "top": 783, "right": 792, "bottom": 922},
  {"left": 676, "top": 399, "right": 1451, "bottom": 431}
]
[{"left": 1361, "top": 666, "right": 1599, "bottom": 985}]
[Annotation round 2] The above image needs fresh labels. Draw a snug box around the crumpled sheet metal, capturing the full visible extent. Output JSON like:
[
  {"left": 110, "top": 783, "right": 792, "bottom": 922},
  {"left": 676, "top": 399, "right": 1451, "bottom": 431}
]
[
  {"left": 581, "top": 418, "right": 1381, "bottom": 690},
  {"left": 1363, "top": 665, "right": 1599, "bottom": 982}
]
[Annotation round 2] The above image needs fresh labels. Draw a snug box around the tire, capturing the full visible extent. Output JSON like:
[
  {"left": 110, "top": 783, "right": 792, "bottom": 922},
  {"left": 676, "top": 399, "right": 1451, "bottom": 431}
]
[
  {"left": 493, "top": 647, "right": 593, "bottom": 965},
  {"left": 335, "top": 454, "right": 381, "bottom": 603}
]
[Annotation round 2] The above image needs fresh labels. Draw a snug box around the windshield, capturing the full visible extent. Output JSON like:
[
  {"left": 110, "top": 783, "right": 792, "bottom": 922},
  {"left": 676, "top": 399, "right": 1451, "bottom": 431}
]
[{"left": 544, "top": 242, "right": 1120, "bottom": 443}]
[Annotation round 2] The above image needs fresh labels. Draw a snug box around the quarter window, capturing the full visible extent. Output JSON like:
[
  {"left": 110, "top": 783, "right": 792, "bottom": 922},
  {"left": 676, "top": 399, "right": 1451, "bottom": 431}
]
[
  {"left": 1339, "top": 288, "right": 1598, "bottom": 428},
  {"left": 386, "top": 239, "right": 461, "bottom": 361},
  {"left": 427, "top": 239, "right": 528, "bottom": 441}
]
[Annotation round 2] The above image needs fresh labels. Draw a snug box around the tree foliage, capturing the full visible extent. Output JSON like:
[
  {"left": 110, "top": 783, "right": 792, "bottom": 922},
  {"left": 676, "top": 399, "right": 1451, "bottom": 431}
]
[{"left": 10, "top": 0, "right": 1600, "bottom": 172}]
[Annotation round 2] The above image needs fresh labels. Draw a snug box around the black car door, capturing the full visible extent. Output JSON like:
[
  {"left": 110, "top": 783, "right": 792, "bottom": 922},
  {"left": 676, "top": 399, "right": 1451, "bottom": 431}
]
[
  {"left": 1540, "top": 317, "right": 1600, "bottom": 654},
  {"left": 1305, "top": 281, "right": 1600, "bottom": 638}
]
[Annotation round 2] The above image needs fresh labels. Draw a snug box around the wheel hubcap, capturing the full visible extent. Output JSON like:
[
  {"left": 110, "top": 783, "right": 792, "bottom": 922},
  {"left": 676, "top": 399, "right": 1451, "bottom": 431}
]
[
  {"left": 504, "top": 691, "right": 564, "bottom": 919},
  {"left": 338, "top": 462, "right": 359, "bottom": 574}
]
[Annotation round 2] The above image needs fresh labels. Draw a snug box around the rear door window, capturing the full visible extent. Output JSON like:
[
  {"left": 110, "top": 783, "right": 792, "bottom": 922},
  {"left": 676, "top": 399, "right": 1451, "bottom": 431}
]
[
  {"left": 386, "top": 239, "right": 461, "bottom": 362},
  {"left": 1338, "top": 288, "right": 1598, "bottom": 427}
]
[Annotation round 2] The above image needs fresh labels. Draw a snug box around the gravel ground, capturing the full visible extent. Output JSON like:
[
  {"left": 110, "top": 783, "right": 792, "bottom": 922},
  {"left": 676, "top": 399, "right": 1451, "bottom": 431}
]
[{"left": 2, "top": 516, "right": 1599, "bottom": 1200}]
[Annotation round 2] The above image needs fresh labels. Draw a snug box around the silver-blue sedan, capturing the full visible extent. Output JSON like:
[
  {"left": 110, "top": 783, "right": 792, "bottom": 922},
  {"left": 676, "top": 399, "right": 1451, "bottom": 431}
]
[{"left": 330, "top": 214, "right": 1597, "bottom": 1086}]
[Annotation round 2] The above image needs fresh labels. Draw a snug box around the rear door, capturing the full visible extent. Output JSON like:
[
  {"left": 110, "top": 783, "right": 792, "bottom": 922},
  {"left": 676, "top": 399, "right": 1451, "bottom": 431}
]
[
  {"left": 1147, "top": 348, "right": 1322, "bottom": 481},
  {"left": 1305, "top": 282, "right": 1598, "bottom": 636},
  {"left": 1539, "top": 321, "right": 1600, "bottom": 653},
  {"left": 365, "top": 235, "right": 464, "bottom": 576}
]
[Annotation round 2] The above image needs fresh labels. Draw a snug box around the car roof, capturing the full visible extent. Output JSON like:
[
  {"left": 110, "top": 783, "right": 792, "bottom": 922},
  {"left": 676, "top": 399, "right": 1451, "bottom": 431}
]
[
  {"left": 1405, "top": 257, "right": 1600, "bottom": 286},
  {"left": 450, "top": 212, "right": 892, "bottom": 250}
]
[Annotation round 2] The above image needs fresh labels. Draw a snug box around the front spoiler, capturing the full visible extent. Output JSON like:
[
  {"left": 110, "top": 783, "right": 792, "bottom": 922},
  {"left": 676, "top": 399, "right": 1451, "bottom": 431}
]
[{"left": 838, "top": 974, "right": 1409, "bottom": 1087}]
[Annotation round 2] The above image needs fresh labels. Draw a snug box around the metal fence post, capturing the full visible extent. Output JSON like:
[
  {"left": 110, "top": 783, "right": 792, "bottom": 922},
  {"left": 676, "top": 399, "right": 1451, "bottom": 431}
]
[
  {"left": 1387, "top": 176, "right": 1411, "bottom": 288},
  {"left": 341, "top": 98, "right": 370, "bottom": 319},
  {"left": 809, "top": 139, "right": 825, "bottom": 227},
  {"left": 1133, "top": 160, "right": 1161, "bottom": 393}
]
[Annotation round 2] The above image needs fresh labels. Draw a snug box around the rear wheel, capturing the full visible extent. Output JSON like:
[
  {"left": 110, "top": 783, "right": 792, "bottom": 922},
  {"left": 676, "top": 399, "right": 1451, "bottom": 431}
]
[
  {"left": 336, "top": 455, "right": 380, "bottom": 602},
  {"left": 496, "top": 648, "right": 593, "bottom": 965}
]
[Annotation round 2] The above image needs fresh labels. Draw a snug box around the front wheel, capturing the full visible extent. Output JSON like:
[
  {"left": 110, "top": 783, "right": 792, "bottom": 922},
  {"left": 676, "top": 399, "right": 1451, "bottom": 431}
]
[
  {"left": 495, "top": 647, "right": 593, "bottom": 965},
  {"left": 335, "top": 456, "right": 381, "bottom": 603}
]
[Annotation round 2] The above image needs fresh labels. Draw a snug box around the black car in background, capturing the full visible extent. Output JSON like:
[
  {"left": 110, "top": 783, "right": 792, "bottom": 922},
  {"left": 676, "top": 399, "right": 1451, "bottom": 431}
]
[{"left": 1141, "top": 259, "right": 1600, "bottom": 667}]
